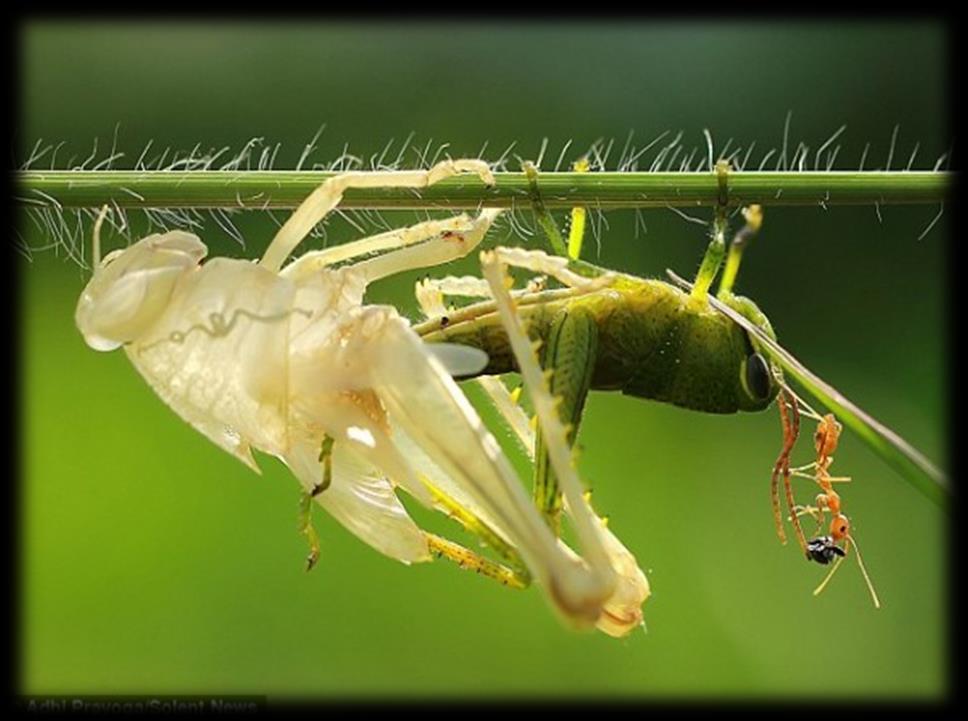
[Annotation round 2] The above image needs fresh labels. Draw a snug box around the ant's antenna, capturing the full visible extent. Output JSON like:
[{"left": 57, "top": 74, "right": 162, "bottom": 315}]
[
  {"left": 813, "top": 535, "right": 881, "bottom": 608},
  {"left": 848, "top": 534, "right": 881, "bottom": 609}
]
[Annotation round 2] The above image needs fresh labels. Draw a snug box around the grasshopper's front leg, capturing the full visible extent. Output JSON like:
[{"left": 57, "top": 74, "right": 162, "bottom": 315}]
[{"left": 690, "top": 160, "right": 731, "bottom": 300}]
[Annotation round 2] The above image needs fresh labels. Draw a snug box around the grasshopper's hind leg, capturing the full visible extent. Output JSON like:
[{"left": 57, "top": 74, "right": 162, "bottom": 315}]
[
  {"left": 425, "top": 533, "right": 528, "bottom": 589},
  {"left": 417, "top": 250, "right": 608, "bottom": 534},
  {"left": 481, "top": 252, "right": 610, "bottom": 533},
  {"left": 359, "top": 310, "right": 616, "bottom": 626},
  {"left": 413, "top": 253, "right": 606, "bottom": 532},
  {"left": 516, "top": 162, "right": 604, "bottom": 529},
  {"left": 421, "top": 477, "right": 532, "bottom": 590},
  {"left": 480, "top": 250, "right": 650, "bottom": 637},
  {"left": 532, "top": 306, "right": 598, "bottom": 535}
]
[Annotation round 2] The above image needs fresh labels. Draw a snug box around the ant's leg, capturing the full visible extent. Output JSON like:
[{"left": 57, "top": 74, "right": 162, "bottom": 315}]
[
  {"left": 791, "top": 468, "right": 852, "bottom": 486},
  {"left": 791, "top": 499, "right": 825, "bottom": 537},
  {"left": 811, "top": 498, "right": 827, "bottom": 536},
  {"left": 848, "top": 536, "right": 882, "bottom": 608},
  {"left": 717, "top": 205, "right": 763, "bottom": 297},
  {"left": 261, "top": 158, "right": 495, "bottom": 272},
  {"left": 771, "top": 466, "right": 786, "bottom": 544}
]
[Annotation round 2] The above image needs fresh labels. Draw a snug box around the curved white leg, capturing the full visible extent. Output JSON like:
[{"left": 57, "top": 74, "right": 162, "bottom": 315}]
[{"left": 261, "top": 159, "right": 494, "bottom": 272}]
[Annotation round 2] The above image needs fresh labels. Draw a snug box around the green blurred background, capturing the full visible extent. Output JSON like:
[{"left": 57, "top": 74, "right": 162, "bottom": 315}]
[{"left": 19, "top": 21, "right": 947, "bottom": 698}]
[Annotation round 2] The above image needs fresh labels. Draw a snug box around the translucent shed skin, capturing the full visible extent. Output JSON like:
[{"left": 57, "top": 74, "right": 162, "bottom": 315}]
[{"left": 71, "top": 159, "right": 780, "bottom": 639}]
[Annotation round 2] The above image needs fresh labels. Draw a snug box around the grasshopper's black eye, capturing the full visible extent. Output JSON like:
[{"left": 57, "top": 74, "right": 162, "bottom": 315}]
[{"left": 745, "top": 352, "right": 771, "bottom": 401}]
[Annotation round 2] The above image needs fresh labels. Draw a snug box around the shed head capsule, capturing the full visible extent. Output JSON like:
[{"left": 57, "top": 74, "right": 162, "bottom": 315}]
[{"left": 75, "top": 231, "right": 207, "bottom": 351}]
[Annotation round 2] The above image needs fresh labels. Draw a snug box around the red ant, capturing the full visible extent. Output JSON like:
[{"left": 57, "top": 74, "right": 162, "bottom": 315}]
[{"left": 771, "top": 386, "right": 881, "bottom": 608}]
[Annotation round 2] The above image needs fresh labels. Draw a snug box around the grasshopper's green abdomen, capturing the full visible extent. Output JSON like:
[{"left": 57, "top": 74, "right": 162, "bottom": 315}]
[{"left": 415, "top": 276, "right": 778, "bottom": 415}]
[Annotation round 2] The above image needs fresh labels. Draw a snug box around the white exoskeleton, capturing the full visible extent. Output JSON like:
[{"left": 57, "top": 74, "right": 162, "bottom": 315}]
[{"left": 74, "top": 159, "right": 649, "bottom": 637}]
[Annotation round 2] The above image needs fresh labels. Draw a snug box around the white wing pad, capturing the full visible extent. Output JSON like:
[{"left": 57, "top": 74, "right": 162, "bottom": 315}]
[{"left": 426, "top": 343, "right": 489, "bottom": 378}]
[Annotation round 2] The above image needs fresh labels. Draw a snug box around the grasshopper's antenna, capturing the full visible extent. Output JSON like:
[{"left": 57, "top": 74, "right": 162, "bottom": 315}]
[{"left": 93, "top": 204, "right": 109, "bottom": 266}]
